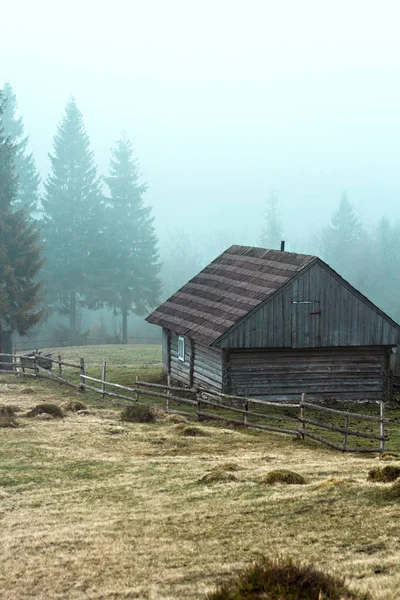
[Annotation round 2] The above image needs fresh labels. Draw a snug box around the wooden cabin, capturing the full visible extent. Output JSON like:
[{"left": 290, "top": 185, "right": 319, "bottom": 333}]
[{"left": 146, "top": 245, "right": 400, "bottom": 402}]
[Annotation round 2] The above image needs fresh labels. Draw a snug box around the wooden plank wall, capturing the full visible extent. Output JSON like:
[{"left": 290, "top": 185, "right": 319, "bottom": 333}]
[
  {"left": 169, "top": 333, "right": 223, "bottom": 391},
  {"left": 192, "top": 342, "right": 223, "bottom": 391},
  {"left": 161, "top": 328, "right": 170, "bottom": 375},
  {"left": 170, "top": 332, "right": 191, "bottom": 384},
  {"left": 218, "top": 262, "right": 399, "bottom": 349},
  {"left": 228, "top": 346, "right": 391, "bottom": 401}
]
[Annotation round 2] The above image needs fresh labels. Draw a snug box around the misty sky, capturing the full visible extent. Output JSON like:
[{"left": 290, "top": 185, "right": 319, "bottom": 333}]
[{"left": 3, "top": 0, "right": 400, "bottom": 249}]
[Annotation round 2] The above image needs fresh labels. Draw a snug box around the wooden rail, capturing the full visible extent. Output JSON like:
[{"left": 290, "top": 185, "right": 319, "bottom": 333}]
[{"left": 0, "top": 351, "right": 388, "bottom": 453}]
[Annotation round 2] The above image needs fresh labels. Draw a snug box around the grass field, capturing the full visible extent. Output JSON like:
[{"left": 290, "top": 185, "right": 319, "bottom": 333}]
[{"left": 1, "top": 345, "right": 400, "bottom": 599}]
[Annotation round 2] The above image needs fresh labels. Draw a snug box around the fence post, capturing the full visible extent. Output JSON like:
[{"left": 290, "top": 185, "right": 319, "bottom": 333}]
[
  {"left": 58, "top": 354, "right": 62, "bottom": 383},
  {"left": 34, "top": 353, "right": 39, "bottom": 378},
  {"left": 197, "top": 390, "right": 202, "bottom": 421},
  {"left": 244, "top": 396, "right": 249, "bottom": 425},
  {"left": 380, "top": 401, "right": 385, "bottom": 453},
  {"left": 343, "top": 412, "right": 349, "bottom": 451},
  {"left": 12, "top": 344, "right": 17, "bottom": 373},
  {"left": 80, "top": 357, "right": 85, "bottom": 392},
  {"left": 166, "top": 374, "right": 171, "bottom": 412},
  {"left": 300, "top": 392, "right": 306, "bottom": 440},
  {"left": 135, "top": 375, "right": 139, "bottom": 402},
  {"left": 101, "top": 361, "right": 107, "bottom": 399}
]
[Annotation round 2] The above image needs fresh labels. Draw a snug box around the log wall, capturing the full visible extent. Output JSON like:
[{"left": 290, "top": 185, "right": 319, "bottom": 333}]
[
  {"left": 168, "top": 332, "right": 223, "bottom": 391},
  {"left": 192, "top": 342, "right": 223, "bottom": 391},
  {"left": 227, "top": 346, "right": 391, "bottom": 401}
]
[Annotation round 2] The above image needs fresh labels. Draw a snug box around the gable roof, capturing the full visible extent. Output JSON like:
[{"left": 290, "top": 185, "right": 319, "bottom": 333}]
[{"left": 146, "top": 245, "right": 316, "bottom": 345}]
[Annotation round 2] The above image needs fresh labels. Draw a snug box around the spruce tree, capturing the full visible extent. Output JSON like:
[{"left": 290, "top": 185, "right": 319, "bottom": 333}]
[
  {"left": 0, "top": 92, "right": 43, "bottom": 358},
  {"left": 103, "top": 133, "right": 161, "bottom": 343},
  {"left": 322, "top": 192, "right": 361, "bottom": 277},
  {"left": 2, "top": 83, "right": 40, "bottom": 214},
  {"left": 259, "top": 191, "right": 283, "bottom": 249},
  {"left": 42, "top": 98, "right": 105, "bottom": 343}
]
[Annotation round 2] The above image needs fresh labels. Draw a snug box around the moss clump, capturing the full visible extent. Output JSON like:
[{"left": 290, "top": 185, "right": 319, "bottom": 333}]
[
  {"left": 120, "top": 403, "right": 156, "bottom": 423},
  {"left": 26, "top": 403, "right": 64, "bottom": 419},
  {"left": 261, "top": 470, "right": 306, "bottom": 485},
  {"left": 200, "top": 471, "right": 238, "bottom": 484},
  {"left": 179, "top": 426, "right": 209, "bottom": 437},
  {"left": 206, "top": 556, "right": 369, "bottom": 600},
  {"left": 62, "top": 400, "right": 87, "bottom": 412},
  {"left": 368, "top": 465, "right": 400, "bottom": 483}
]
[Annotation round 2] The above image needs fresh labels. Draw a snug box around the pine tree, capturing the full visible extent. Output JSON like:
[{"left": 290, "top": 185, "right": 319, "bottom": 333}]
[
  {"left": 259, "top": 191, "right": 283, "bottom": 249},
  {"left": 322, "top": 192, "right": 361, "bottom": 277},
  {"left": 103, "top": 133, "right": 161, "bottom": 343},
  {"left": 1, "top": 83, "right": 40, "bottom": 214},
  {"left": 0, "top": 91, "right": 43, "bottom": 358},
  {"left": 42, "top": 98, "right": 105, "bottom": 343}
]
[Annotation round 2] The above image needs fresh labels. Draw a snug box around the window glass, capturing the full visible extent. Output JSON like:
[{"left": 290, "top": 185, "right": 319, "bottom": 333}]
[{"left": 178, "top": 336, "right": 185, "bottom": 361}]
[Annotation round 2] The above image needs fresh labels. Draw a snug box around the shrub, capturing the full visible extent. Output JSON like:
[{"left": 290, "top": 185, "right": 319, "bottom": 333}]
[
  {"left": 120, "top": 403, "right": 156, "bottom": 423},
  {"left": 200, "top": 471, "right": 238, "bottom": 484},
  {"left": 206, "top": 556, "right": 369, "bottom": 600},
  {"left": 26, "top": 403, "right": 64, "bottom": 419},
  {"left": 368, "top": 465, "right": 400, "bottom": 483},
  {"left": 261, "top": 470, "right": 306, "bottom": 485}
]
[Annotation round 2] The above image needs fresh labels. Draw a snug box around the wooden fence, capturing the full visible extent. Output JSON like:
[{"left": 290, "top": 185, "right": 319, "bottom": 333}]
[{"left": 0, "top": 352, "right": 389, "bottom": 453}]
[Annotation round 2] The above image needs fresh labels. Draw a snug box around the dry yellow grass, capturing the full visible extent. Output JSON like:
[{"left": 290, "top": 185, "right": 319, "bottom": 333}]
[{"left": 1, "top": 356, "right": 400, "bottom": 599}]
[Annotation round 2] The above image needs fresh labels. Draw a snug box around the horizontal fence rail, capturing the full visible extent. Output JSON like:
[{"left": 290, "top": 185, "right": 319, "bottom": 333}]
[{"left": 0, "top": 351, "right": 388, "bottom": 453}]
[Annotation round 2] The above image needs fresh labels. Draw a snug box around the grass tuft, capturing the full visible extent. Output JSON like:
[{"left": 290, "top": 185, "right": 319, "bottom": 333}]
[
  {"left": 212, "top": 463, "right": 240, "bottom": 472},
  {"left": 199, "top": 471, "right": 238, "bottom": 484},
  {"left": 179, "top": 425, "right": 210, "bottom": 437},
  {"left": 206, "top": 556, "right": 369, "bottom": 600},
  {"left": 367, "top": 465, "right": 400, "bottom": 483},
  {"left": 0, "top": 404, "right": 17, "bottom": 417},
  {"left": 260, "top": 470, "right": 306, "bottom": 485},
  {"left": 0, "top": 415, "right": 19, "bottom": 428},
  {"left": 382, "top": 479, "right": 400, "bottom": 500},
  {"left": 164, "top": 413, "right": 189, "bottom": 424},
  {"left": 120, "top": 403, "right": 156, "bottom": 423},
  {"left": 26, "top": 403, "right": 64, "bottom": 419},
  {"left": 62, "top": 400, "right": 87, "bottom": 412},
  {"left": 379, "top": 452, "right": 400, "bottom": 461}
]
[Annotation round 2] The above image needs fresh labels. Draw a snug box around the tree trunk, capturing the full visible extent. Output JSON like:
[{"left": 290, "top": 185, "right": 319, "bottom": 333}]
[
  {"left": 0, "top": 330, "right": 12, "bottom": 370},
  {"left": 122, "top": 308, "right": 128, "bottom": 344},
  {"left": 70, "top": 291, "right": 77, "bottom": 345}
]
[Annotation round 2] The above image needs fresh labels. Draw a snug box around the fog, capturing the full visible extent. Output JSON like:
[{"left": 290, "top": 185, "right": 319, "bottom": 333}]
[{"left": 3, "top": 0, "right": 400, "bottom": 244}]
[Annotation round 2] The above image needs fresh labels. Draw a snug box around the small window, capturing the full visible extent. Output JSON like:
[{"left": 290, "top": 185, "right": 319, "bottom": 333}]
[{"left": 178, "top": 336, "right": 185, "bottom": 361}]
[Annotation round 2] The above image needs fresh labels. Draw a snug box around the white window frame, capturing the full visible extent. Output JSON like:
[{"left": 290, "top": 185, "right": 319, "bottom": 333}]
[{"left": 178, "top": 336, "right": 185, "bottom": 362}]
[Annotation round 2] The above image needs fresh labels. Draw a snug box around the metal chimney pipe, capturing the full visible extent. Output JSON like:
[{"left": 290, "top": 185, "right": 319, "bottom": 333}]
[{"left": 280, "top": 240, "right": 285, "bottom": 251}]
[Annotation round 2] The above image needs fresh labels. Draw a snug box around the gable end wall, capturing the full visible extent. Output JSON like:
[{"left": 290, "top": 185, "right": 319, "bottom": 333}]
[{"left": 217, "top": 262, "right": 399, "bottom": 349}]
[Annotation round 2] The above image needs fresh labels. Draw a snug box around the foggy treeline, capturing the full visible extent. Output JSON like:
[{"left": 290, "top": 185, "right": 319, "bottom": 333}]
[{"left": 1, "top": 83, "right": 399, "bottom": 349}]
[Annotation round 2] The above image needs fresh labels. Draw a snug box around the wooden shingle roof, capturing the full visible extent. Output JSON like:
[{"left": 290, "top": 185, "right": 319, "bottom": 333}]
[{"left": 146, "top": 245, "right": 316, "bottom": 345}]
